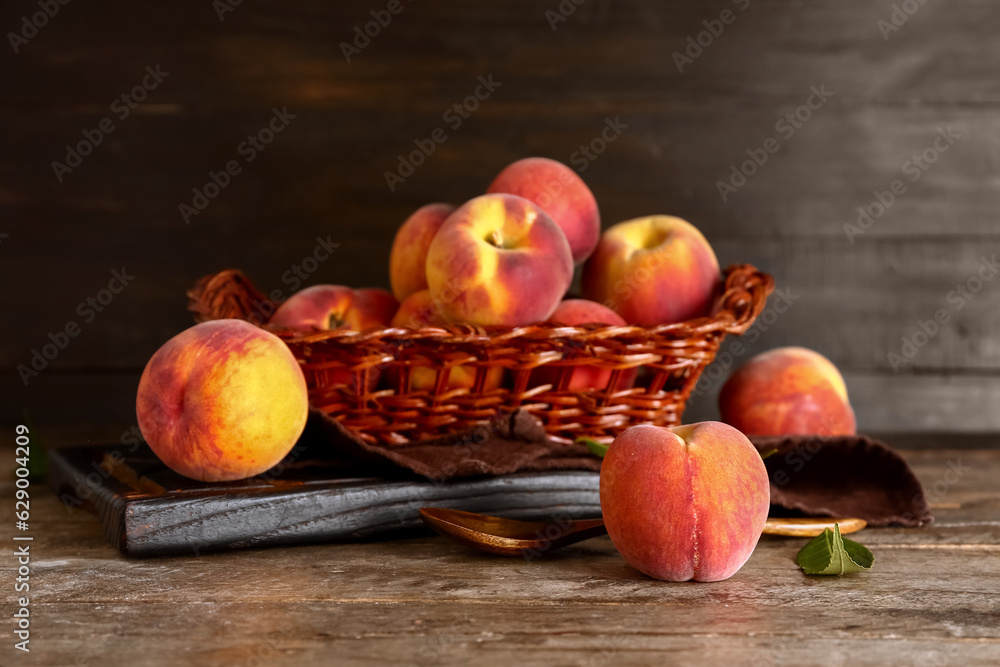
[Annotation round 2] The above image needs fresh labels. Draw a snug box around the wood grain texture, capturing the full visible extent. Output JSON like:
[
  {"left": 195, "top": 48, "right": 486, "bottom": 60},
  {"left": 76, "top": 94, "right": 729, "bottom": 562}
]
[
  {"left": 47, "top": 445, "right": 603, "bottom": 557},
  {"left": 2, "top": 444, "right": 999, "bottom": 666},
  {"left": 3, "top": 0, "right": 1000, "bottom": 106},
  {"left": 2, "top": 0, "right": 999, "bottom": 431}
]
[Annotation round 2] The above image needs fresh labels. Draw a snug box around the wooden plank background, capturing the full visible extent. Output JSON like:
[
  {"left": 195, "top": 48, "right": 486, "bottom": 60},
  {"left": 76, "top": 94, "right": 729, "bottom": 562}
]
[{"left": 2, "top": 0, "right": 999, "bottom": 433}]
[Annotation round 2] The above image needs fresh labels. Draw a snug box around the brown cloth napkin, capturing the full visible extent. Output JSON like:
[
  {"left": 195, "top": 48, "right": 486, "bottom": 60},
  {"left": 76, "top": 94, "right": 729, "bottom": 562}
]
[
  {"left": 306, "top": 409, "right": 602, "bottom": 480},
  {"left": 752, "top": 434, "right": 932, "bottom": 527},
  {"left": 307, "top": 410, "right": 931, "bottom": 527}
]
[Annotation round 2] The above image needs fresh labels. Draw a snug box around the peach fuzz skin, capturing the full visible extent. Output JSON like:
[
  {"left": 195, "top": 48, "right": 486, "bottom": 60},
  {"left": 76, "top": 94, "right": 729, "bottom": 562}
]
[
  {"left": 599, "top": 422, "right": 770, "bottom": 582},
  {"left": 135, "top": 319, "right": 309, "bottom": 482},
  {"left": 486, "top": 157, "right": 600, "bottom": 263},
  {"left": 389, "top": 203, "right": 456, "bottom": 301},
  {"left": 425, "top": 193, "right": 574, "bottom": 326},
  {"left": 268, "top": 286, "right": 396, "bottom": 393},
  {"left": 533, "top": 299, "right": 637, "bottom": 392},
  {"left": 390, "top": 290, "right": 503, "bottom": 391},
  {"left": 391, "top": 289, "right": 442, "bottom": 330},
  {"left": 269, "top": 285, "right": 398, "bottom": 332},
  {"left": 582, "top": 216, "right": 721, "bottom": 326},
  {"left": 719, "top": 346, "right": 857, "bottom": 437}
]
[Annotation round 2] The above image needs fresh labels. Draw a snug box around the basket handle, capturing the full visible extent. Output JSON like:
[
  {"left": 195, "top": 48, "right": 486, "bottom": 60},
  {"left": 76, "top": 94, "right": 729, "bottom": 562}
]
[
  {"left": 187, "top": 269, "right": 275, "bottom": 323},
  {"left": 714, "top": 264, "right": 775, "bottom": 335}
]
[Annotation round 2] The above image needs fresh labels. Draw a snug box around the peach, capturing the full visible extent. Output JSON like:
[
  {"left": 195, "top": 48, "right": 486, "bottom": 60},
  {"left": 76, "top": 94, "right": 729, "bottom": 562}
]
[
  {"left": 486, "top": 157, "right": 600, "bottom": 263},
  {"left": 533, "top": 299, "right": 637, "bottom": 392},
  {"left": 390, "top": 290, "right": 503, "bottom": 391},
  {"left": 270, "top": 285, "right": 397, "bottom": 332},
  {"left": 719, "top": 346, "right": 857, "bottom": 436},
  {"left": 600, "top": 422, "right": 770, "bottom": 582},
  {"left": 582, "top": 216, "right": 721, "bottom": 326},
  {"left": 425, "top": 193, "right": 574, "bottom": 326},
  {"left": 269, "top": 285, "right": 396, "bottom": 393},
  {"left": 391, "top": 289, "right": 442, "bottom": 330},
  {"left": 135, "top": 319, "right": 309, "bottom": 482},
  {"left": 389, "top": 203, "right": 456, "bottom": 301}
]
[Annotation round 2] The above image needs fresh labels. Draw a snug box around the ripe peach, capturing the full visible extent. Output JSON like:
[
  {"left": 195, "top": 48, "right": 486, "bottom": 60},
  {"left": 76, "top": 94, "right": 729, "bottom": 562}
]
[
  {"left": 582, "top": 216, "right": 721, "bottom": 326},
  {"left": 425, "top": 193, "right": 574, "bottom": 326},
  {"left": 269, "top": 285, "right": 396, "bottom": 393},
  {"left": 270, "top": 285, "right": 397, "bottom": 332},
  {"left": 135, "top": 319, "right": 309, "bottom": 482},
  {"left": 390, "top": 290, "right": 503, "bottom": 391},
  {"left": 391, "top": 289, "right": 442, "bottom": 330},
  {"left": 600, "top": 422, "right": 770, "bottom": 582},
  {"left": 486, "top": 157, "right": 600, "bottom": 263},
  {"left": 389, "top": 203, "right": 456, "bottom": 301},
  {"left": 719, "top": 346, "right": 857, "bottom": 436},
  {"left": 533, "top": 299, "right": 637, "bottom": 392}
]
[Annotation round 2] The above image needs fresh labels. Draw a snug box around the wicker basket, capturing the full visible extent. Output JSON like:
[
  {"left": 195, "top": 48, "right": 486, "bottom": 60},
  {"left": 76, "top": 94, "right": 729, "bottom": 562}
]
[{"left": 188, "top": 265, "right": 773, "bottom": 445}]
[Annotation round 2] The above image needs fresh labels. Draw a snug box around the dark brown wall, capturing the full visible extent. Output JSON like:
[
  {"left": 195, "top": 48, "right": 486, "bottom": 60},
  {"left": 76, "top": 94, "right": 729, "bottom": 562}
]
[{"left": 3, "top": 0, "right": 999, "bottom": 434}]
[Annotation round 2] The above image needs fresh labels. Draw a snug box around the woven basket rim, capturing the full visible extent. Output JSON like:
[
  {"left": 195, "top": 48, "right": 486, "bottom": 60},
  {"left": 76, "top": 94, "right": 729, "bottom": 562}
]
[
  {"left": 186, "top": 263, "right": 775, "bottom": 444},
  {"left": 190, "top": 263, "right": 775, "bottom": 344}
]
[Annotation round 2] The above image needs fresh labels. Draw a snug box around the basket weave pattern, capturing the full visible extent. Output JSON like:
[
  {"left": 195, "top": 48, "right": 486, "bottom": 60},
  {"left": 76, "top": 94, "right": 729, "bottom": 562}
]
[{"left": 188, "top": 265, "right": 774, "bottom": 445}]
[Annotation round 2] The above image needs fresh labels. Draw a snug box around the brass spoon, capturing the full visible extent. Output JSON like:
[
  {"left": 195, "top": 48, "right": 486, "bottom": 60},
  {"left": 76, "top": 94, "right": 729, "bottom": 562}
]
[{"left": 419, "top": 507, "right": 867, "bottom": 558}]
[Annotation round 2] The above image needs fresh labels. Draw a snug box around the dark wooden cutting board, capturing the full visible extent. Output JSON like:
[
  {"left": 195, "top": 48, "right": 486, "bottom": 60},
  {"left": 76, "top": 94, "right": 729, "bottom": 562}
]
[{"left": 47, "top": 440, "right": 601, "bottom": 558}]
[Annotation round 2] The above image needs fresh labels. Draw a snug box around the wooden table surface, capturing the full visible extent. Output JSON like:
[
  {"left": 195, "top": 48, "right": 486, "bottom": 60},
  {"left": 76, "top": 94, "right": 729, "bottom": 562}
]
[{"left": 4, "top": 440, "right": 1000, "bottom": 666}]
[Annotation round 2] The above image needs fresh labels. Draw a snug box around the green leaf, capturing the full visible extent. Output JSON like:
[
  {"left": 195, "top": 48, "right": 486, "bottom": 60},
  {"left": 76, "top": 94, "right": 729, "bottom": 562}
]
[
  {"left": 759, "top": 448, "right": 779, "bottom": 461},
  {"left": 796, "top": 523, "right": 875, "bottom": 575},
  {"left": 842, "top": 536, "right": 876, "bottom": 570},
  {"left": 576, "top": 437, "right": 609, "bottom": 458}
]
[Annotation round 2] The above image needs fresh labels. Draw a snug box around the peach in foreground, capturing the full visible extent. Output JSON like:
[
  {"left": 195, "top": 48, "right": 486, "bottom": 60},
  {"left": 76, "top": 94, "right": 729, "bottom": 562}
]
[
  {"left": 136, "top": 319, "right": 309, "bottom": 482},
  {"left": 599, "top": 422, "right": 770, "bottom": 582}
]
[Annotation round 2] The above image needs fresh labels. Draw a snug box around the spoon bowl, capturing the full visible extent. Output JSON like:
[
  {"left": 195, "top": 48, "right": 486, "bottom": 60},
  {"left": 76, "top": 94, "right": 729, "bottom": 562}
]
[{"left": 419, "top": 507, "right": 607, "bottom": 557}]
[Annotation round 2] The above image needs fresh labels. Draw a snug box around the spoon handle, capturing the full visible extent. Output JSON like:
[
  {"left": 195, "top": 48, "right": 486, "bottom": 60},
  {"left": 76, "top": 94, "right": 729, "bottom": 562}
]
[
  {"left": 763, "top": 516, "right": 866, "bottom": 537},
  {"left": 546, "top": 517, "right": 866, "bottom": 542}
]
